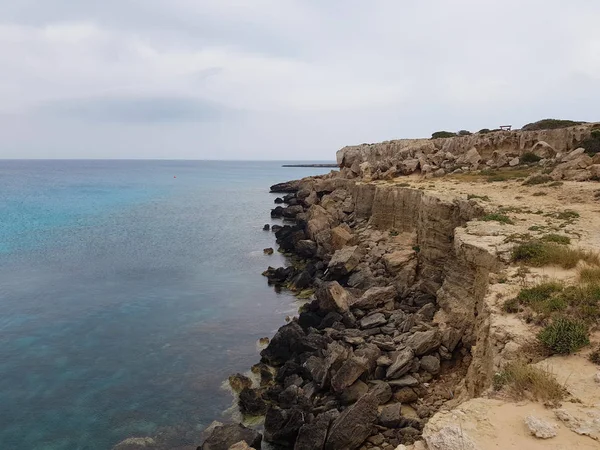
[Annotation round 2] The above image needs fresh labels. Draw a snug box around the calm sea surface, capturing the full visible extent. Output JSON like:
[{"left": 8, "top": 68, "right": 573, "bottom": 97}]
[{"left": 0, "top": 160, "right": 332, "bottom": 449}]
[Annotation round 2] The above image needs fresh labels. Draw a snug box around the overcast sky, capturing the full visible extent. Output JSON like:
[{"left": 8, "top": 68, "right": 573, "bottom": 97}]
[{"left": 1, "top": 1, "right": 599, "bottom": 160}]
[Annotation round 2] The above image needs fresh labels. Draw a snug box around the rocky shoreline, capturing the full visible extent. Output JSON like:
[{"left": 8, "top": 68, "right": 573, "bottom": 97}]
[{"left": 199, "top": 171, "right": 481, "bottom": 450}]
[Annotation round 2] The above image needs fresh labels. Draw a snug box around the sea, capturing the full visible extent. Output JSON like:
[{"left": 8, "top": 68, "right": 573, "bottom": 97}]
[{"left": 0, "top": 160, "right": 333, "bottom": 450}]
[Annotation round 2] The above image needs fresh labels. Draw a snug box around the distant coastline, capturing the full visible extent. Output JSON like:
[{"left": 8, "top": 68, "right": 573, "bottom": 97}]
[{"left": 282, "top": 163, "right": 338, "bottom": 168}]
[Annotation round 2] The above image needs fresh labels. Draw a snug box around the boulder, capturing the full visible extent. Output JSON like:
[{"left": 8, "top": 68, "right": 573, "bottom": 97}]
[
  {"left": 524, "top": 415, "right": 558, "bottom": 439},
  {"left": 465, "top": 147, "right": 481, "bottom": 166},
  {"left": 593, "top": 154, "right": 600, "bottom": 165},
  {"left": 289, "top": 271, "right": 312, "bottom": 290},
  {"left": 394, "top": 387, "right": 419, "bottom": 403},
  {"left": 589, "top": 164, "right": 600, "bottom": 179},
  {"left": 379, "top": 403, "right": 402, "bottom": 428},
  {"left": 331, "top": 356, "right": 369, "bottom": 393},
  {"left": 405, "top": 330, "right": 441, "bottom": 356},
  {"left": 354, "top": 285, "right": 397, "bottom": 310},
  {"left": 325, "top": 393, "right": 379, "bottom": 450},
  {"left": 383, "top": 250, "right": 415, "bottom": 273},
  {"left": 330, "top": 225, "right": 355, "bottom": 250},
  {"left": 419, "top": 355, "right": 440, "bottom": 375},
  {"left": 316, "top": 281, "right": 356, "bottom": 313},
  {"left": 260, "top": 321, "right": 305, "bottom": 365},
  {"left": 531, "top": 141, "right": 557, "bottom": 159},
  {"left": 263, "top": 248, "right": 274, "bottom": 255},
  {"left": 263, "top": 224, "right": 270, "bottom": 231},
  {"left": 367, "top": 380, "right": 392, "bottom": 405},
  {"left": 200, "top": 424, "right": 262, "bottom": 450},
  {"left": 562, "top": 147, "right": 585, "bottom": 162},
  {"left": 328, "top": 246, "right": 364, "bottom": 277},
  {"left": 360, "top": 312, "right": 387, "bottom": 329},
  {"left": 423, "top": 425, "right": 478, "bottom": 450},
  {"left": 386, "top": 348, "right": 415, "bottom": 379},
  {"left": 294, "top": 409, "right": 339, "bottom": 450},
  {"left": 399, "top": 159, "right": 420, "bottom": 175},
  {"left": 296, "top": 240, "right": 317, "bottom": 258},
  {"left": 238, "top": 388, "right": 267, "bottom": 416},
  {"left": 509, "top": 157, "right": 520, "bottom": 166},
  {"left": 264, "top": 406, "right": 305, "bottom": 446},
  {"left": 339, "top": 380, "right": 369, "bottom": 405}
]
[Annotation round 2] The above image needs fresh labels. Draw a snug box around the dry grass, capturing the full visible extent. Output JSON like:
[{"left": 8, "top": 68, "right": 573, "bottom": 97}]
[
  {"left": 580, "top": 266, "right": 600, "bottom": 283},
  {"left": 493, "top": 360, "right": 566, "bottom": 404}
]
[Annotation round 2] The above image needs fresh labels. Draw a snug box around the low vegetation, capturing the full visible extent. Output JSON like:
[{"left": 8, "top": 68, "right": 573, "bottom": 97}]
[
  {"left": 493, "top": 360, "right": 565, "bottom": 403},
  {"left": 580, "top": 267, "right": 600, "bottom": 283},
  {"left": 478, "top": 128, "right": 491, "bottom": 134},
  {"left": 457, "top": 129, "right": 472, "bottom": 136},
  {"left": 589, "top": 347, "right": 600, "bottom": 365},
  {"left": 521, "top": 152, "right": 542, "bottom": 163},
  {"left": 523, "top": 175, "right": 553, "bottom": 186},
  {"left": 578, "top": 129, "right": 600, "bottom": 155},
  {"left": 521, "top": 118, "right": 586, "bottom": 131},
  {"left": 511, "top": 240, "right": 599, "bottom": 269},
  {"left": 540, "top": 233, "right": 571, "bottom": 245},
  {"left": 538, "top": 317, "right": 589, "bottom": 354},
  {"left": 481, "top": 212, "right": 514, "bottom": 224},
  {"left": 431, "top": 131, "right": 457, "bottom": 139},
  {"left": 467, "top": 194, "right": 490, "bottom": 201}
]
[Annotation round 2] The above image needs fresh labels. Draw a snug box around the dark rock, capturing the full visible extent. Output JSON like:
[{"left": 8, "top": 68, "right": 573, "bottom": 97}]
[
  {"left": 416, "top": 303, "right": 436, "bottom": 321},
  {"left": 271, "top": 206, "right": 285, "bottom": 218},
  {"left": 261, "top": 321, "right": 306, "bottom": 365},
  {"left": 200, "top": 423, "right": 262, "bottom": 450},
  {"left": 354, "top": 343, "right": 381, "bottom": 373},
  {"left": 270, "top": 180, "right": 301, "bottom": 193},
  {"left": 264, "top": 406, "right": 305, "bottom": 446},
  {"left": 271, "top": 224, "right": 283, "bottom": 233},
  {"left": 419, "top": 355, "right": 440, "bottom": 375},
  {"left": 405, "top": 330, "right": 441, "bottom": 356},
  {"left": 339, "top": 380, "right": 369, "bottom": 405},
  {"left": 262, "top": 266, "right": 294, "bottom": 284},
  {"left": 274, "top": 197, "right": 284, "bottom": 204},
  {"left": 367, "top": 381, "right": 392, "bottom": 405},
  {"left": 276, "top": 360, "right": 304, "bottom": 383},
  {"left": 325, "top": 393, "right": 378, "bottom": 450},
  {"left": 441, "top": 327, "right": 462, "bottom": 352},
  {"left": 228, "top": 373, "right": 252, "bottom": 393},
  {"left": 297, "top": 310, "right": 324, "bottom": 330},
  {"left": 296, "top": 240, "right": 318, "bottom": 258},
  {"left": 394, "top": 387, "right": 418, "bottom": 403},
  {"left": 263, "top": 247, "right": 274, "bottom": 255},
  {"left": 331, "top": 356, "right": 368, "bottom": 393},
  {"left": 359, "top": 312, "right": 387, "bottom": 329},
  {"left": 278, "top": 385, "right": 301, "bottom": 408},
  {"left": 386, "top": 348, "right": 414, "bottom": 379},
  {"left": 316, "top": 281, "right": 356, "bottom": 313},
  {"left": 299, "top": 332, "right": 331, "bottom": 353},
  {"left": 263, "top": 224, "right": 270, "bottom": 231},
  {"left": 379, "top": 403, "right": 402, "bottom": 428},
  {"left": 294, "top": 409, "right": 339, "bottom": 450},
  {"left": 290, "top": 271, "right": 312, "bottom": 290},
  {"left": 239, "top": 388, "right": 267, "bottom": 416},
  {"left": 283, "top": 205, "right": 305, "bottom": 218},
  {"left": 304, "top": 355, "right": 329, "bottom": 387}
]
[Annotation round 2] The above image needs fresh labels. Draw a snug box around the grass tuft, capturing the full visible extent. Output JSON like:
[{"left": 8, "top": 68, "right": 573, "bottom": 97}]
[
  {"left": 468, "top": 194, "right": 490, "bottom": 201},
  {"left": 538, "top": 317, "right": 589, "bottom": 354},
  {"left": 580, "top": 267, "right": 600, "bottom": 283},
  {"left": 540, "top": 234, "right": 571, "bottom": 245},
  {"left": 493, "top": 360, "right": 566, "bottom": 403}
]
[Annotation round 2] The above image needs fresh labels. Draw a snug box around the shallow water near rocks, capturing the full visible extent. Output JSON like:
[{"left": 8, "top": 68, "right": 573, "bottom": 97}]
[{"left": 0, "top": 160, "right": 331, "bottom": 450}]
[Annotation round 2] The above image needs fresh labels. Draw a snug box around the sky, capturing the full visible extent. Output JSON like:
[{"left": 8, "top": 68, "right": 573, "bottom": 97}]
[{"left": 1, "top": 1, "right": 600, "bottom": 160}]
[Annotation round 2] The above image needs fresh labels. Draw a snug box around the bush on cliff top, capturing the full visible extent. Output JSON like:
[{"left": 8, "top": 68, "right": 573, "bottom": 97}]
[
  {"left": 521, "top": 118, "right": 586, "bottom": 131},
  {"left": 431, "top": 131, "right": 457, "bottom": 139},
  {"left": 458, "top": 129, "right": 472, "bottom": 136},
  {"left": 538, "top": 317, "right": 589, "bottom": 354}
]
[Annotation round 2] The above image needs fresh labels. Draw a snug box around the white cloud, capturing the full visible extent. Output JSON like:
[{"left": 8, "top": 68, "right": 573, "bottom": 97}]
[{"left": 1, "top": 0, "right": 600, "bottom": 158}]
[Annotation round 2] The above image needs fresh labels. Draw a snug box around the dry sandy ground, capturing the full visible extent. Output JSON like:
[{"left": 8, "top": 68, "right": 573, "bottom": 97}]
[{"left": 385, "top": 176, "right": 600, "bottom": 449}]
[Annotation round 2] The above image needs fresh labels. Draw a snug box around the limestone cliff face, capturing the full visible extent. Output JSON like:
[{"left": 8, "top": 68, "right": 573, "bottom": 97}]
[{"left": 336, "top": 124, "right": 597, "bottom": 180}]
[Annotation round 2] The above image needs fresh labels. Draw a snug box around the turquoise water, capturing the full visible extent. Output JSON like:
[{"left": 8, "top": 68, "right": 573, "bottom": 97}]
[{"left": 0, "top": 160, "right": 332, "bottom": 449}]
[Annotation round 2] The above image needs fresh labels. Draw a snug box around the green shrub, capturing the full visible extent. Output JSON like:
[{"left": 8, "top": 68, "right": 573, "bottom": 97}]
[
  {"left": 512, "top": 240, "right": 599, "bottom": 269},
  {"left": 523, "top": 175, "right": 553, "bottom": 186},
  {"left": 458, "top": 129, "right": 472, "bottom": 136},
  {"left": 481, "top": 213, "right": 514, "bottom": 224},
  {"left": 522, "top": 119, "right": 586, "bottom": 131},
  {"left": 538, "top": 317, "right": 589, "bottom": 354},
  {"left": 431, "top": 131, "right": 457, "bottom": 139},
  {"left": 468, "top": 194, "right": 490, "bottom": 201},
  {"left": 521, "top": 152, "right": 542, "bottom": 163},
  {"left": 540, "top": 234, "right": 571, "bottom": 245},
  {"left": 478, "top": 128, "right": 491, "bottom": 134}
]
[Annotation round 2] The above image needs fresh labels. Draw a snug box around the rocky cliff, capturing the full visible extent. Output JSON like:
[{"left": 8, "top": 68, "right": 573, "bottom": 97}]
[{"left": 336, "top": 123, "right": 600, "bottom": 181}]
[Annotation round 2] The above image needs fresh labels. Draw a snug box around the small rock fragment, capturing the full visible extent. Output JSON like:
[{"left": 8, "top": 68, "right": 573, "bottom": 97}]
[{"left": 524, "top": 415, "right": 558, "bottom": 439}]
